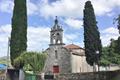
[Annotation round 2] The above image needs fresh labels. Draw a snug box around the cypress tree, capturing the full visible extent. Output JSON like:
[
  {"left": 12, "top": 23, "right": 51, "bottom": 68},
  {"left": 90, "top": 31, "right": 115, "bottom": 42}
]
[
  {"left": 116, "top": 37, "right": 120, "bottom": 54},
  {"left": 117, "top": 15, "right": 120, "bottom": 34},
  {"left": 116, "top": 15, "right": 120, "bottom": 54},
  {"left": 109, "top": 39, "right": 120, "bottom": 64},
  {"left": 83, "top": 1, "right": 102, "bottom": 66},
  {"left": 10, "top": 0, "right": 27, "bottom": 66}
]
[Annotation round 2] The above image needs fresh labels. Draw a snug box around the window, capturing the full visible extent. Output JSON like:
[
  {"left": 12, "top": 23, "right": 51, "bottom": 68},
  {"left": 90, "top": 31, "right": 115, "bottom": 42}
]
[
  {"left": 55, "top": 50, "right": 58, "bottom": 59},
  {"left": 57, "top": 33, "right": 59, "bottom": 35}
]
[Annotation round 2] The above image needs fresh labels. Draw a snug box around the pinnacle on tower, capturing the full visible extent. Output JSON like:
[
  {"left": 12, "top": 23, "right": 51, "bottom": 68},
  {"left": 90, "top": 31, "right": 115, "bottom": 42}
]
[
  {"left": 52, "top": 16, "right": 62, "bottom": 30},
  {"left": 50, "top": 16, "right": 64, "bottom": 45},
  {"left": 55, "top": 16, "right": 58, "bottom": 24}
]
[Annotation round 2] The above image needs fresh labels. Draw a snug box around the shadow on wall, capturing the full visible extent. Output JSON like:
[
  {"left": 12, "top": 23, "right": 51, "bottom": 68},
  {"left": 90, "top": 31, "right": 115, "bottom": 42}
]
[{"left": 7, "top": 69, "right": 19, "bottom": 80}]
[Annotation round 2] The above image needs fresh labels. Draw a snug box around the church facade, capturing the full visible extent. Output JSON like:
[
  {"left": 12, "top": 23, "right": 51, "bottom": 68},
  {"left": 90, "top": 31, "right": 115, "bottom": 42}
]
[{"left": 43, "top": 17, "right": 93, "bottom": 73}]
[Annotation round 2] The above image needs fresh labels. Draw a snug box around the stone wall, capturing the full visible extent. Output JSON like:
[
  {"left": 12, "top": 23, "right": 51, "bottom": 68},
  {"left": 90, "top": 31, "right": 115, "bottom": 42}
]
[
  {"left": 7, "top": 69, "right": 19, "bottom": 80},
  {"left": 44, "top": 45, "right": 71, "bottom": 74},
  {"left": 23, "top": 70, "right": 120, "bottom": 80},
  {"left": 71, "top": 55, "right": 93, "bottom": 73},
  {"left": 56, "top": 70, "right": 120, "bottom": 80}
]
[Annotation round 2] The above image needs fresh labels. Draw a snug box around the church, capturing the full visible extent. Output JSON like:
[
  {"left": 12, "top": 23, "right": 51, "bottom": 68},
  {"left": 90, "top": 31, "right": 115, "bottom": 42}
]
[{"left": 43, "top": 17, "right": 93, "bottom": 74}]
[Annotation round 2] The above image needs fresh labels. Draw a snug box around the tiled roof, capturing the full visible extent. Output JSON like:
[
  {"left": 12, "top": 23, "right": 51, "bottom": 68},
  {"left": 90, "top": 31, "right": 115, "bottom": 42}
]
[
  {"left": 64, "top": 44, "right": 85, "bottom": 56},
  {"left": 64, "top": 44, "right": 83, "bottom": 49},
  {"left": 72, "top": 52, "right": 85, "bottom": 56}
]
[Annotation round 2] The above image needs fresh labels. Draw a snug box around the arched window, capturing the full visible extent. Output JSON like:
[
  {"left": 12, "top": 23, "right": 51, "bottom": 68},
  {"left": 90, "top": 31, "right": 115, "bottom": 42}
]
[{"left": 55, "top": 50, "right": 58, "bottom": 59}]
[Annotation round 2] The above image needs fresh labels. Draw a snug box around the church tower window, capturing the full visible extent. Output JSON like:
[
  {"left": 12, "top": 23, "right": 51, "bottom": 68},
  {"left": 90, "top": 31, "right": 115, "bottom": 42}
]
[
  {"left": 55, "top": 50, "right": 58, "bottom": 59},
  {"left": 50, "top": 16, "right": 64, "bottom": 46}
]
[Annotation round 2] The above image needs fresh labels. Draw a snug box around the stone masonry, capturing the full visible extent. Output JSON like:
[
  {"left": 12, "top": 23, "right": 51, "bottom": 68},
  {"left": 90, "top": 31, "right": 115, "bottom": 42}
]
[{"left": 43, "top": 17, "right": 71, "bottom": 73}]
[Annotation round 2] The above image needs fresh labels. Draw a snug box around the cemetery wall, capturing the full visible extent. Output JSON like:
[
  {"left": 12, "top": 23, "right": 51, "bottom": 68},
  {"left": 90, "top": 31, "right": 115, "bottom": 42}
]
[{"left": 56, "top": 70, "right": 120, "bottom": 80}]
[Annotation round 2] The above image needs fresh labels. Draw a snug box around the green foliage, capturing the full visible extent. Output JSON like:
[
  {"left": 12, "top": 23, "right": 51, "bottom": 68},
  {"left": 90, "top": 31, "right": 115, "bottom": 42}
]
[
  {"left": 101, "top": 15, "right": 120, "bottom": 65},
  {"left": 83, "top": 1, "right": 102, "bottom": 66},
  {"left": 14, "top": 52, "right": 47, "bottom": 73},
  {"left": 116, "top": 37, "right": 120, "bottom": 54},
  {"left": 109, "top": 39, "right": 120, "bottom": 64},
  {"left": 10, "top": 0, "right": 27, "bottom": 66},
  {"left": 114, "top": 15, "right": 120, "bottom": 54},
  {"left": 13, "top": 55, "right": 24, "bottom": 69},
  {"left": 100, "top": 47, "right": 111, "bottom": 66},
  {"left": 100, "top": 39, "right": 120, "bottom": 66}
]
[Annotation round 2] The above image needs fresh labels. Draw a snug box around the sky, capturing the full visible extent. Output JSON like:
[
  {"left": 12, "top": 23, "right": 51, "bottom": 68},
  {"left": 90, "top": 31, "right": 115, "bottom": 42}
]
[{"left": 0, "top": 0, "right": 120, "bottom": 57}]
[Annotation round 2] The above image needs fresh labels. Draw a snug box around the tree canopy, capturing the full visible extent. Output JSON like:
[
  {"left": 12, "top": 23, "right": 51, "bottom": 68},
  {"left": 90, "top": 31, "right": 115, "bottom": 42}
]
[
  {"left": 13, "top": 52, "right": 47, "bottom": 73},
  {"left": 100, "top": 15, "right": 120, "bottom": 66},
  {"left": 83, "top": 1, "right": 102, "bottom": 66},
  {"left": 10, "top": 0, "right": 27, "bottom": 66},
  {"left": 100, "top": 39, "right": 120, "bottom": 66}
]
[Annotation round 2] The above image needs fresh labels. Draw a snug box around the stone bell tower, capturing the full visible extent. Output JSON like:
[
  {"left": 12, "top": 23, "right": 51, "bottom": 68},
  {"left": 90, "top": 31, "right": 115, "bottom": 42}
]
[
  {"left": 44, "top": 16, "right": 71, "bottom": 74},
  {"left": 50, "top": 16, "right": 64, "bottom": 45}
]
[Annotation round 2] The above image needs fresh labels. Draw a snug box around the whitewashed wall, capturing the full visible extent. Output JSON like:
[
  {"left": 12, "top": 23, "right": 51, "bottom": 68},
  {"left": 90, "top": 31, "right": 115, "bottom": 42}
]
[{"left": 71, "top": 54, "right": 93, "bottom": 73}]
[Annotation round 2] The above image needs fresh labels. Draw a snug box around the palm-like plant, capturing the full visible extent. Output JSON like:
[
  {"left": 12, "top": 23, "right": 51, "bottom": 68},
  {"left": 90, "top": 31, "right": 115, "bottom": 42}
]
[{"left": 14, "top": 52, "right": 47, "bottom": 73}]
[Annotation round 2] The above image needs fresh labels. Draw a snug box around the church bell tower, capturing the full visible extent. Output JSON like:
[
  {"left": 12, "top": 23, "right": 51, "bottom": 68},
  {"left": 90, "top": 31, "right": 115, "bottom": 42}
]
[
  {"left": 44, "top": 16, "right": 71, "bottom": 73},
  {"left": 50, "top": 16, "right": 64, "bottom": 46}
]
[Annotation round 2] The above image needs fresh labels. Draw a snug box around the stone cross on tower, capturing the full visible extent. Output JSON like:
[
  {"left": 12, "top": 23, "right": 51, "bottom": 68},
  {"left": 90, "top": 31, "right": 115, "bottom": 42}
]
[{"left": 50, "top": 16, "right": 64, "bottom": 45}]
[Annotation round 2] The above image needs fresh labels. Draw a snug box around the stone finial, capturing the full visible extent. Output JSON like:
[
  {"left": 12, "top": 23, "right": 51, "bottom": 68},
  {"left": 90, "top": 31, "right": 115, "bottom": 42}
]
[{"left": 55, "top": 16, "right": 58, "bottom": 24}]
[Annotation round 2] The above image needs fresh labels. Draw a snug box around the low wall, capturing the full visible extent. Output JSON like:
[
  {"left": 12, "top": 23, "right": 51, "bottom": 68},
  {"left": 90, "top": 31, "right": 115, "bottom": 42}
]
[
  {"left": 7, "top": 70, "right": 119, "bottom": 80},
  {"left": 7, "top": 69, "right": 19, "bottom": 80},
  {"left": 56, "top": 70, "right": 120, "bottom": 80}
]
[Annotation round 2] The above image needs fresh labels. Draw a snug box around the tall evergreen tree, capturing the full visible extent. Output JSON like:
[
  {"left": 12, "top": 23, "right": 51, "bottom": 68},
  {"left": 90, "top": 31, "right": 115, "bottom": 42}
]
[
  {"left": 10, "top": 0, "right": 27, "bottom": 66},
  {"left": 109, "top": 39, "right": 120, "bottom": 64},
  {"left": 100, "top": 46, "right": 111, "bottom": 66},
  {"left": 83, "top": 1, "right": 102, "bottom": 66},
  {"left": 116, "top": 15, "right": 120, "bottom": 54},
  {"left": 116, "top": 15, "right": 120, "bottom": 34},
  {"left": 100, "top": 39, "right": 120, "bottom": 66}
]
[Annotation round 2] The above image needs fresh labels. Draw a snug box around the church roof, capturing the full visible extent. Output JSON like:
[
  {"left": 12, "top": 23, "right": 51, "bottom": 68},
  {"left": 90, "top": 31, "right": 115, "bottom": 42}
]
[
  {"left": 64, "top": 44, "right": 85, "bottom": 56},
  {"left": 64, "top": 44, "right": 84, "bottom": 50}
]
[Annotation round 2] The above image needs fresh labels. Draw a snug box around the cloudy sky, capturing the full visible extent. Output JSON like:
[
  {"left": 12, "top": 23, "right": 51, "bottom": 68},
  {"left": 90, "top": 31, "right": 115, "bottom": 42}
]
[{"left": 0, "top": 0, "right": 120, "bottom": 57}]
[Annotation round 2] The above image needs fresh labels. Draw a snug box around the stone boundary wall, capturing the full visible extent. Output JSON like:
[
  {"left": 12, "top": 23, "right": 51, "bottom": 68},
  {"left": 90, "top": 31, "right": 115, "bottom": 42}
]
[
  {"left": 56, "top": 70, "right": 120, "bottom": 80},
  {"left": 9, "top": 70, "right": 119, "bottom": 80}
]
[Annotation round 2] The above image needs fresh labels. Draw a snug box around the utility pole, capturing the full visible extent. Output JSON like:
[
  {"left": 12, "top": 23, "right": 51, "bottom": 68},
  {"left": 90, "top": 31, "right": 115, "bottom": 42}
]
[
  {"left": 5, "top": 37, "right": 10, "bottom": 80},
  {"left": 7, "top": 37, "right": 10, "bottom": 67}
]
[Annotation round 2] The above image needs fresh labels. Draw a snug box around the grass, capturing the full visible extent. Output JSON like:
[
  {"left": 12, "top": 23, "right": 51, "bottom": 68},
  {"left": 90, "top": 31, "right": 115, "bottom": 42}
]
[{"left": 0, "top": 56, "right": 10, "bottom": 65}]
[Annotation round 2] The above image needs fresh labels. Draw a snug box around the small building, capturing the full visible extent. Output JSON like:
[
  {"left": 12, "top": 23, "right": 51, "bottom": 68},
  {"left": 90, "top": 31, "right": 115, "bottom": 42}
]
[
  {"left": 43, "top": 17, "right": 93, "bottom": 73},
  {"left": 65, "top": 44, "right": 93, "bottom": 73}
]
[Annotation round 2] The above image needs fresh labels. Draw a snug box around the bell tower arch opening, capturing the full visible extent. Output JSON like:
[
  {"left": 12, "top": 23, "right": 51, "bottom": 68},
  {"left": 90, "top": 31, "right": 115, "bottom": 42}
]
[{"left": 50, "top": 16, "right": 64, "bottom": 46}]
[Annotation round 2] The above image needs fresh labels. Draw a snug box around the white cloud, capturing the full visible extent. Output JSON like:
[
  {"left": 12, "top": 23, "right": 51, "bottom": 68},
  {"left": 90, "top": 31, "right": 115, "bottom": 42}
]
[
  {"left": 0, "top": 0, "right": 14, "bottom": 13},
  {"left": 92, "top": 0, "right": 120, "bottom": 16},
  {"left": 27, "top": 0, "right": 38, "bottom": 15},
  {"left": 101, "top": 34, "right": 119, "bottom": 46},
  {"left": 27, "top": 26, "right": 50, "bottom": 51},
  {"left": 0, "top": 24, "right": 82, "bottom": 57},
  {"left": 0, "top": 24, "right": 50, "bottom": 57},
  {"left": 63, "top": 33, "right": 80, "bottom": 44},
  {"left": 39, "top": 0, "right": 120, "bottom": 18},
  {"left": 0, "top": 0, "right": 120, "bottom": 17},
  {"left": 39, "top": 0, "right": 84, "bottom": 18},
  {"left": 101, "top": 27, "right": 119, "bottom": 46},
  {"left": 0, "top": 24, "right": 11, "bottom": 57},
  {"left": 65, "top": 18, "right": 83, "bottom": 29},
  {"left": 0, "top": 0, "right": 38, "bottom": 15},
  {"left": 2, "top": 24, "right": 119, "bottom": 57},
  {"left": 101, "top": 27, "right": 119, "bottom": 34}
]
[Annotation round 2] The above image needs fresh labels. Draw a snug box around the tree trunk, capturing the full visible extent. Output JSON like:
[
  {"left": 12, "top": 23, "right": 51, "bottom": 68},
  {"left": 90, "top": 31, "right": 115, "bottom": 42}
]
[{"left": 93, "top": 62, "right": 96, "bottom": 72}]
